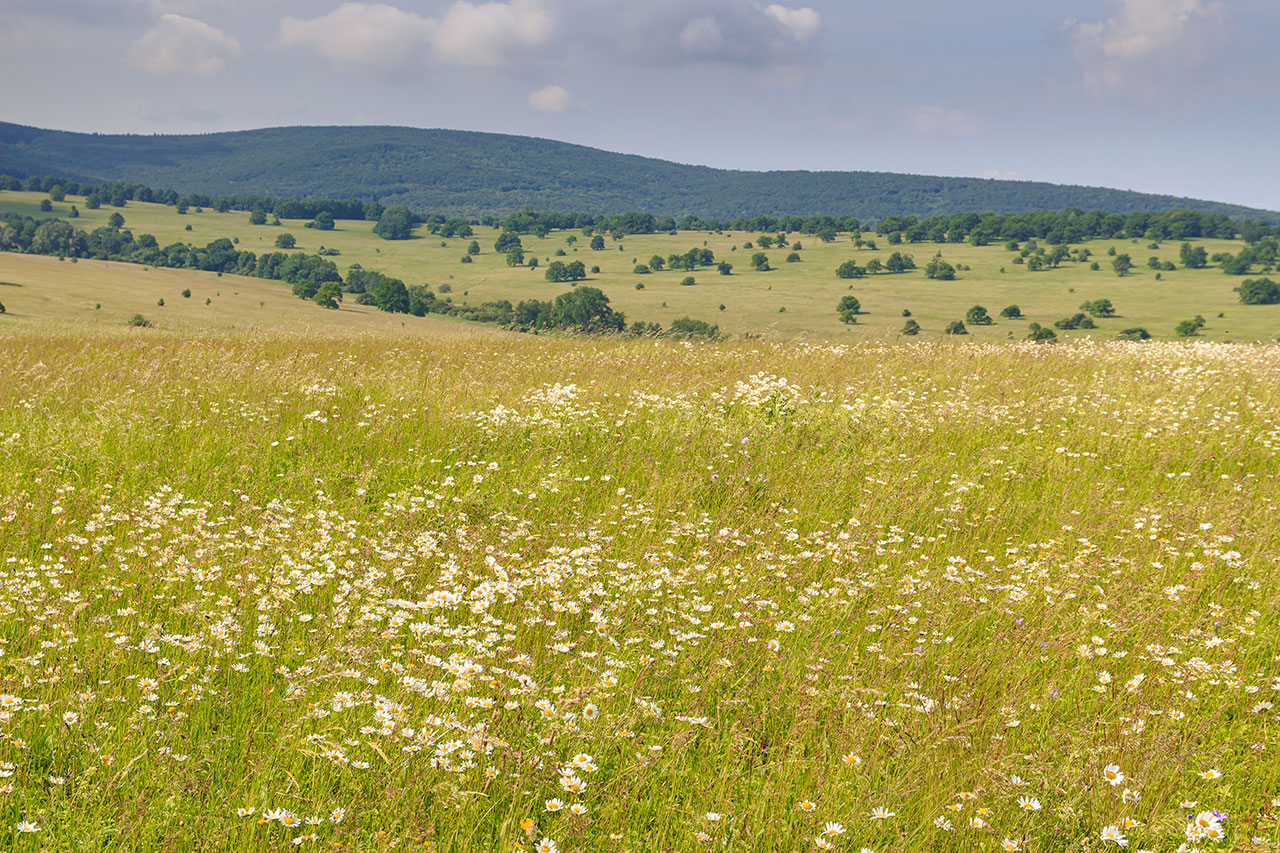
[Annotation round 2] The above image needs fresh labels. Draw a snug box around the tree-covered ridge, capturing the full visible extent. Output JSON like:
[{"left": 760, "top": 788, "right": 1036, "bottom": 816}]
[{"left": 2, "top": 122, "right": 1276, "bottom": 221}]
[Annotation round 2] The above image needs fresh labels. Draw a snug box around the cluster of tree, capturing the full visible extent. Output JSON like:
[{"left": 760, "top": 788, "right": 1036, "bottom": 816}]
[
  {"left": 1080, "top": 298, "right": 1116, "bottom": 317},
  {"left": 1235, "top": 278, "right": 1280, "bottom": 304},
  {"left": 874, "top": 209, "right": 1268, "bottom": 245},
  {"left": 834, "top": 252, "right": 916, "bottom": 279},
  {"left": 1213, "top": 238, "right": 1278, "bottom": 275},
  {"left": 0, "top": 213, "right": 342, "bottom": 290},
  {"left": 11, "top": 170, "right": 1280, "bottom": 254}
]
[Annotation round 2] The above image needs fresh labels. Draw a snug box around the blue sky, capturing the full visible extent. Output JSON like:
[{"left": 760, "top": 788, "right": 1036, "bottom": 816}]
[{"left": 2, "top": 0, "right": 1277, "bottom": 209}]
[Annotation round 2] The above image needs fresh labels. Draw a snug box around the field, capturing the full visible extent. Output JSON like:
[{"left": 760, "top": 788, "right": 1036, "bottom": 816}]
[
  {"left": 3, "top": 190, "right": 1279, "bottom": 342},
  {"left": 1, "top": 323, "right": 1279, "bottom": 852}
]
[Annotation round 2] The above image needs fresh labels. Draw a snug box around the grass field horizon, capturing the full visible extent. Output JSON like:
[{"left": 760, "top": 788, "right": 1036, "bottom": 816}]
[{"left": 4, "top": 189, "right": 1279, "bottom": 342}]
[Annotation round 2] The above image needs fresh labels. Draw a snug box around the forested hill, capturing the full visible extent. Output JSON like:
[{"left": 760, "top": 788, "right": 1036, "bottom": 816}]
[{"left": 2, "top": 121, "right": 1275, "bottom": 221}]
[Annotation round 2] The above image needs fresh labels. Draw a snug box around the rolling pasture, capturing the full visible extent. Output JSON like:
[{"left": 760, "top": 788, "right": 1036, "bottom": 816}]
[
  {"left": 0, "top": 327, "right": 1279, "bottom": 851},
  {"left": 2, "top": 190, "right": 1277, "bottom": 341}
]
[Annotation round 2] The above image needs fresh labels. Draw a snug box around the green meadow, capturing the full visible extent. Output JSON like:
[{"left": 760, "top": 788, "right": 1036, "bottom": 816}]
[{"left": 3, "top": 189, "right": 1277, "bottom": 341}]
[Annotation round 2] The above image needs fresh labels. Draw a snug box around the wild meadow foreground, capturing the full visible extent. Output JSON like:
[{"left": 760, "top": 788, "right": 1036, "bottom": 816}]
[{"left": 1, "top": 330, "right": 1279, "bottom": 853}]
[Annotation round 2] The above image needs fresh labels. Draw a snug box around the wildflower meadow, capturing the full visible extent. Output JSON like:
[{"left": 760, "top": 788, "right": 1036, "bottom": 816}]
[{"left": 1, "top": 330, "right": 1278, "bottom": 852}]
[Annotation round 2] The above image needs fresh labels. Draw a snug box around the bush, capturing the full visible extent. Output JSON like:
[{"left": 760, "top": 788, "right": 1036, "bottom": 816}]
[
  {"left": 460, "top": 255, "right": 472, "bottom": 264},
  {"left": 0, "top": 301, "right": 5, "bottom": 314},
  {"left": 634, "top": 265, "right": 650, "bottom": 275},
  {"left": 181, "top": 289, "right": 191, "bottom": 299},
  {"left": 157, "top": 298, "right": 165, "bottom": 307},
  {"left": 902, "top": 319, "right": 920, "bottom": 335},
  {"left": 1175, "top": 319, "right": 1202, "bottom": 337},
  {"left": 1117, "top": 328, "right": 1151, "bottom": 341},
  {"left": 681, "top": 276, "right": 696, "bottom": 286},
  {"left": 786, "top": 253, "right": 801, "bottom": 263},
  {"left": 635, "top": 283, "right": 645, "bottom": 290},
  {"left": 944, "top": 320, "right": 968, "bottom": 335},
  {"left": 1000, "top": 305, "right": 1022, "bottom": 319},
  {"left": 275, "top": 233, "right": 296, "bottom": 249},
  {"left": 1054, "top": 313, "right": 1095, "bottom": 330},
  {"left": 1027, "top": 323, "right": 1056, "bottom": 342},
  {"left": 128, "top": 314, "right": 151, "bottom": 327},
  {"left": 1235, "top": 278, "right": 1280, "bottom": 305},
  {"left": 39, "top": 199, "right": 52, "bottom": 212}
]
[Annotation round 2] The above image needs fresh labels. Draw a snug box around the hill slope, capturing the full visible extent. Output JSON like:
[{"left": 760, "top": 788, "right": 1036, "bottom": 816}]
[{"left": 2, "top": 122, "right": 1276, "bottom": 220}]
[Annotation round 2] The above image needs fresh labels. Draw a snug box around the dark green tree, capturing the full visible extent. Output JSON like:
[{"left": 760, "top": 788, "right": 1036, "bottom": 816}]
[
  {"left": 1235, "top": 278, "right": 1280, "bottom": 304},
  {"left": 1112, "top": 253, "right": 1132, "bottom": 276},
  {"left": 837, "top": 295, "right": 861, "bottom": 323},
  {"left": 835, "top": 260, "right": 865, "bottom": 279},
  {"left": 275, "top": 233, "right": 296, "bottom": 249},
  {"left": 965, "top": 305, "right": 992, "bottom": 325},
  {"left": 373, "top": 206, "right": 414, "bottom": 240}
]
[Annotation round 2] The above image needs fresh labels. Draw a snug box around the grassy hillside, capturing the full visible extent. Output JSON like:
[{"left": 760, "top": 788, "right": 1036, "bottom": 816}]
[
  {"left": 3, "top": 122, "right": 1277, "bottom": 220},
  {"left": 5, "top": 189, "right": 1279, "bottom": 342},
  {"left": 1, "top": 328, "right": 1278, "bottom": 851}
]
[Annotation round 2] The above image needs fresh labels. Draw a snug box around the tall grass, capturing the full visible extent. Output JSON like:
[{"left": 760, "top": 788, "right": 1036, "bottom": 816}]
[{"left": 0, "top": 329, "right": 1278, "bottom": 852}]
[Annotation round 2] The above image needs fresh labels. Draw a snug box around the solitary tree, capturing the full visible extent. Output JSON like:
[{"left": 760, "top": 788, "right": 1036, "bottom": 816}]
[
  {"left": 1112, "top": 254, "right": 1133, "bottom": 276},
  {"left": 965, "top": 305, "right": 993, "bottom": 325},
  {"left": 1000, "top": 305, "right": 1022, "bottom": 319},
  {"left": 275, "top": 233, "right": 296, "bottom": 249},
  {"left": 837, "top": 295, "right": 861, "bottom": 323}
]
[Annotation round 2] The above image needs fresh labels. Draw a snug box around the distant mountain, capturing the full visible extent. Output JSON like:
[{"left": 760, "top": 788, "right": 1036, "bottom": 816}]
[{"left": 2, "top": 121, "right": 1275, "bottom": 221}]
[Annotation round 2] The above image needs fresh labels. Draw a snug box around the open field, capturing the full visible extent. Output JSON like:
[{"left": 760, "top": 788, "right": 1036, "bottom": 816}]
[
  {"left": 1, "top": 328, "right": 1279, "bottom": 851},
  {"left": 4, "top": 190, "right": 1279, "bottom": 341}
]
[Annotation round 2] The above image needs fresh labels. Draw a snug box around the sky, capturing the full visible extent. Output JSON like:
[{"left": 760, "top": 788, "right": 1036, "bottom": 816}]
[{"left": 2, "top": 0, "right": 1278, "bottom": 210}]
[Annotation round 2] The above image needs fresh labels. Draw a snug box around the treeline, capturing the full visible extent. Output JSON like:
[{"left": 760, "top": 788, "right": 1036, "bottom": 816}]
[
  {"left": 0, "top": 211, "right": 721, "bottom": 339},
  {"left": 9, "top": 171, "right": 1278, "bottom": 244},
  {"left": 872, "top": 209, "right": 1278, "bottom": 245}
]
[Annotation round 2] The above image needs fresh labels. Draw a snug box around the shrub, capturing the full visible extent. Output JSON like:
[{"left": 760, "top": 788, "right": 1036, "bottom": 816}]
[
  {"left": 635, "top": 283, "right": 645, "bottom": 290},
  {"left": 1175, "top": 319, "right": 1202, "bottom": 337},
  {"left": 157, "top": 298, "right": 165, "bottom": 307},
  {"left": 128, "top": 314, "right": 151, "bottom": 327},
  {"left": 944, "top": 320, "right": 968, "bottom": 335},
  {"left": 1117, "top": 328, "right": 1151, "bottom": 341},
  {"left": 681, "top": 276, "right": 696, "bottom": 286},
  {"left": 634, "top": 265, "right": 650, "bottom": 275},
  {"left": 460, "top": 255, "right": 472, "bottom": 264},
  {"left": 786, "top": 253, "right": 801, "bottom": 263},
  {"left": 902, "top": 319, "right": 920, "bottom": 335},
  {"left": 181, "top": 289, "right": 191, "bottom": 299},
  {"left": 1027, "top": 323, "right": 1057, "bottom": 342},
  {"left": 1000, "top": 305, "right": 1022, "bottom": 319},
  {"left": 275, "top": 233, "right": 296, "bottom": 249}
]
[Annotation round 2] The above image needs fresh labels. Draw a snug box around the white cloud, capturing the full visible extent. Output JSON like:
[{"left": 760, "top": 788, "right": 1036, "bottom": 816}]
[
  {"left": 528, "top": 84, "right": 577, "bottom": 113},
  {"left": 620, "top": 0, "right": 822, "bottom": 67},
  {"left": 908, "top": 106, "right": 981, "bottom": 137},
  {"left": 277, "top": 0, "right": 552, "bottom": 71},
  {"left": 433, "top": 0, "right": 553, "bottom": 67},
  {"left": 1063, "top": 0, "right": 1232, "bottom": 98},
  {"left": 763, "top": 4, "right": 821, "bottom": 44},
  {"left": 124, "top": 13, "right": 241, "bottom": 76}
]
